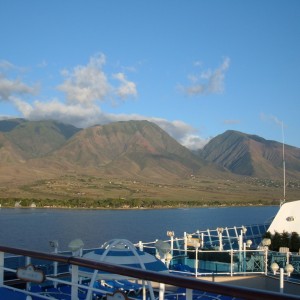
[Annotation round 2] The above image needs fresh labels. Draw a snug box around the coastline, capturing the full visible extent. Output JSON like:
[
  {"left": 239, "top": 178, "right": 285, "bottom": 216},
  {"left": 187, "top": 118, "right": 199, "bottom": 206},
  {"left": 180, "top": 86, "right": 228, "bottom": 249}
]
[{"left": 0, "top": 202, "right": 278, "bottom": 210}]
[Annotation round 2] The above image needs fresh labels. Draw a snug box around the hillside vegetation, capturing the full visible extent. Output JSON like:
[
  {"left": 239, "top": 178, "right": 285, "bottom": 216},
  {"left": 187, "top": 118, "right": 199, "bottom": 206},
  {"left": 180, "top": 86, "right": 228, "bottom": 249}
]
[{"left": 0, "top": 119, "right": 299, "bottom": 208}]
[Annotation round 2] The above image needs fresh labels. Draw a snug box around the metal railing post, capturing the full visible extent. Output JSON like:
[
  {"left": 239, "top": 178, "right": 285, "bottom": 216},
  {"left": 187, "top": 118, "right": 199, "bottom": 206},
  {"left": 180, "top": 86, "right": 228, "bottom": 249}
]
[
  {"left": 184, "top": 232, "right": 187, "bottom": 255},
  {"left": 71, "top": 264, "right": 79, "bottom": 300},
  {"left": 159, "top": 283, "right": 165, "bottom": 300},
  {"left": 280, "top": 268, "right": 284, "bottom": 293},
  {"left": 184, "top": 232, "right": 187, "bottom": 265},
  {"left": 170, "top": 235, "right": 174, "bottom": 256},
  {"left": 230, "top": 249, "right": 233, "bottom": 276},
  {"left": 264, "top": 248, "right": 268, "bottom": 275},
  {"left": 243, "top": 243, "right": 246, "bottom": 273},
  {"left": 195, "top": 248, "right": 199, "bottom": 278},
  {"left": 138, "top": 241, "right": 143, "bottom": 251},
  {"left": 0, "top": 251, "right": 3, "bottom": 285},
  {"left": 26, "top": 256, "right": 31, "bottom": 291},
  {"left": 186, "top": 288, "right": 193, "bottom": 300}
]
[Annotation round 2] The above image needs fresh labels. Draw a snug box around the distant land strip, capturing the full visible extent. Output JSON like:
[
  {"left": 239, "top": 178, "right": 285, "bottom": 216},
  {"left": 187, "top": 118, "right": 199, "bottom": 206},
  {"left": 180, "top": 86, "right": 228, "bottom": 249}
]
[{"left": 0, "top": 197, "right": 286, "bottom": 209}]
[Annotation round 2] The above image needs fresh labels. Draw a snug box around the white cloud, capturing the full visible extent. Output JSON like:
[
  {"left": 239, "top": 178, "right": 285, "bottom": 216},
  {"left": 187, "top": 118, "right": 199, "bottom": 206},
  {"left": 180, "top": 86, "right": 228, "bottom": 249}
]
[
  {"left": 180, "top": 134, "right": 210, "bottom": 150},
  {"left": 0, "top": 60, "right": 16, "bottom": 70},
  {"left": 0, "top": 74, "right": 37, "bottom": 101},
  {"left": 57, "top": 53, "right": 138, "bottom": 107},
  {"left": 142, "top": 118, "right": 209, "bottom": 149},
  {"left": 10, "top": 96, "right": 34, "bottom": 116},
  {"left": 0, "top": 60, "right": 37, "bottom": 101},
  {"left": 57, "top": 53, "right": 111, "bottom": 106},
  {"left": 13, "top": 95, "right": 208, "bottom": 149},
  {"left": 180, "top": 57, "right": 230, "bottom": 96},
  {"left": 260, "top": 113, "right": 283, "bottom": 127},
  {"left": 1, "top": 56, "right": 209, "bottom": 150},
  {"left": 113, "top": 72, "right": 137, "bottom": 98},
  {"left": 13, "top": 97, "right": 105, "bottom": 128}
]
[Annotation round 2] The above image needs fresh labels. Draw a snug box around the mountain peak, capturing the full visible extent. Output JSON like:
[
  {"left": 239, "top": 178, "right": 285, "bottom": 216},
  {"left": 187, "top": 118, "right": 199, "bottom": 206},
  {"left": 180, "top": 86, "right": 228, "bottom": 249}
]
[
  {"left": 48, "top": 120, "right": 204, "bottom": 180},
  {"left": 199, "top": 130, "right": 300, "bottom": 179},
  {"left": 0, "top": 119, "right": 299, "bottom": 182}
]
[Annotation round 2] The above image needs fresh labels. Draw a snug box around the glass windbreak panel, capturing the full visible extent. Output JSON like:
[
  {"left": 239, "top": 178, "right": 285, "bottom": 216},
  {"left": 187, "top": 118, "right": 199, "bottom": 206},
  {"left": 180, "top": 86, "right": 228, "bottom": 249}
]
[
  {"left": 253, "top": 237, "right": 262, "bottom": 247},
  {"left": 251, "top": 225, "right": 259, "bottom": 235},
  {"left": 220, "top": 238, "right": 229, "bottom": 250},
  {"left": 202, "top": 235, "right": 211, "bottom": 247},
  {"left": 209, "top": 236, "right": 219, "bottom": 248},
  {"left": 227, "top": 228, "right": 238, "bottom": 238},
  {"left": 231, "top": 240, "right": 239, "bottom": 249},
  {"left": 245, "top": 225, "right": 253, "bottom": 238},
  {"left": 260, "top": 224, "right": 268, "bottom": 234}
]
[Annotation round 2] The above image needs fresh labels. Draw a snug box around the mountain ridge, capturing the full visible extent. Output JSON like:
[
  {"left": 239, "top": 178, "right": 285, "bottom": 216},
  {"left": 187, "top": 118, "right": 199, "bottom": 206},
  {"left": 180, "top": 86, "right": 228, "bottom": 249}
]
[
  {"left": 198, "top": 130, "right": 300, "bottom": 179},
  {"left": 0, "top": 119, "right": 299, "bottom": 183},
  {"left": 46, "top": 120, "right": 206, "bottom": 180}
]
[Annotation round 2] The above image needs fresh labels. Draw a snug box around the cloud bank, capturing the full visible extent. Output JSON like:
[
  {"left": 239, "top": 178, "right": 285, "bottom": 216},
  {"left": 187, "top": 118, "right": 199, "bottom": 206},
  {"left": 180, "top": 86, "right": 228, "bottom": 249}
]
[
  {"left": 0, "top": 75, "right": 37, "bottom": 101},
  {"left": 0, "top": 55, "right": 210, "bottom": 150}
]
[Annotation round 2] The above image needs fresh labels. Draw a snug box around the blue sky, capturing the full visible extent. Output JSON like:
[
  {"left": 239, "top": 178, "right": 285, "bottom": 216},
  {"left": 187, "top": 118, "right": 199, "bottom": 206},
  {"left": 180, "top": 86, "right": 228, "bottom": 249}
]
[{"left": 0, "top": 0, "right": 299, "bottom": 149}]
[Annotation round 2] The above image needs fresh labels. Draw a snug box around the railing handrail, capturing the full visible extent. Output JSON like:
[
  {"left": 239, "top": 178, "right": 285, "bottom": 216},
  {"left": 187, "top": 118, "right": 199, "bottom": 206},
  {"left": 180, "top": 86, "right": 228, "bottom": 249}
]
[{"left": 0, "top": 245, "right": 299, "bottom": 300}]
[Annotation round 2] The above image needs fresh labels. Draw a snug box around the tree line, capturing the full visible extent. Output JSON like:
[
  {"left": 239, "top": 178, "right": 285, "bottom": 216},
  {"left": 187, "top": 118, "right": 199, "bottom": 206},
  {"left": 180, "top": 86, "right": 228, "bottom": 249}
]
[{"left": 0, "top": 197, "right": 275, "bottom": 209}]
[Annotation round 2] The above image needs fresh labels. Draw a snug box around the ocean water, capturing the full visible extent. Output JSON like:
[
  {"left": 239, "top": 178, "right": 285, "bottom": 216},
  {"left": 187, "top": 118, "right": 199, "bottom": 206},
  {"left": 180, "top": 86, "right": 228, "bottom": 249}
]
[{"left": 0, "top": 206, "right": 278, "bottom": 252}]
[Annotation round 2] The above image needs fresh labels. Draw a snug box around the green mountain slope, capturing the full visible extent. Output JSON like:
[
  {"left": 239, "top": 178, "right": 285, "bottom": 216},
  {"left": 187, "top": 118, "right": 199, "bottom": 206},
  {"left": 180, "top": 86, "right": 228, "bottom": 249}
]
[
  {"left": 3, "top": 120, "right": 80, "bottom": 159},
  {"left": 0, "top": 118, "right": 26, "bottom": 132}
]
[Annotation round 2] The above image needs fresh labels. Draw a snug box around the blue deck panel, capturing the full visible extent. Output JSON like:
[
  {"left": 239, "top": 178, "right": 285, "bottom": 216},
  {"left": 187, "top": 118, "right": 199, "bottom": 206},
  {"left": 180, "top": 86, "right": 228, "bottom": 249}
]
[{"left": 0, "top": 287, "right": 45, "bottom": 300}]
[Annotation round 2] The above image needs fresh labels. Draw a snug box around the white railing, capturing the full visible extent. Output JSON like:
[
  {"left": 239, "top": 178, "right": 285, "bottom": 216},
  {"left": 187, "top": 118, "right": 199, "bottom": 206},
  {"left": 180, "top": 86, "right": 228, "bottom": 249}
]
[{"left": 0, "top": 245, "right": 299, "bottom": 300}]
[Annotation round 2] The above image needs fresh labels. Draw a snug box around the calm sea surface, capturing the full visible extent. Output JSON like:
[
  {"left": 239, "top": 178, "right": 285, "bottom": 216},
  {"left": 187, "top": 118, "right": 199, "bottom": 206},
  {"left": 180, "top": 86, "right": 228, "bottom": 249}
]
[{"left": 0, "top": 206, "right": 278, "bottom": 252}]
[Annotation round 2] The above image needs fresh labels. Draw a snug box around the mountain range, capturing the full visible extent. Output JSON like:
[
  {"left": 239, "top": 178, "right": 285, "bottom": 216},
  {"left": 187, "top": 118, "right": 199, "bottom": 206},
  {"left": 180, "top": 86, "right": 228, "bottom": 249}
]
[{"left": 0, "top": 118, "right": 299, "bottom": 185}]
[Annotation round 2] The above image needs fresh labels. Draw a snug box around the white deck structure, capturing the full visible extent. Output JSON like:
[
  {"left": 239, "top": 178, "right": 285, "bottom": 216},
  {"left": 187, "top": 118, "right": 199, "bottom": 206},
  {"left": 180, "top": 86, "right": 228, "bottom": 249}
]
[{"left": 267, "top": 200, "right": 300, "bottom": 234}]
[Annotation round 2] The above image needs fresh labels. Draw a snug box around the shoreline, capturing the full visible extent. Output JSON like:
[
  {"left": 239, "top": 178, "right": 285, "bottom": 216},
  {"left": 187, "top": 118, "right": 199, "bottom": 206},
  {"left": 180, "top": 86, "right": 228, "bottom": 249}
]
[{"left": 0, "top": 203, "right": 279, "bottom": 211}]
